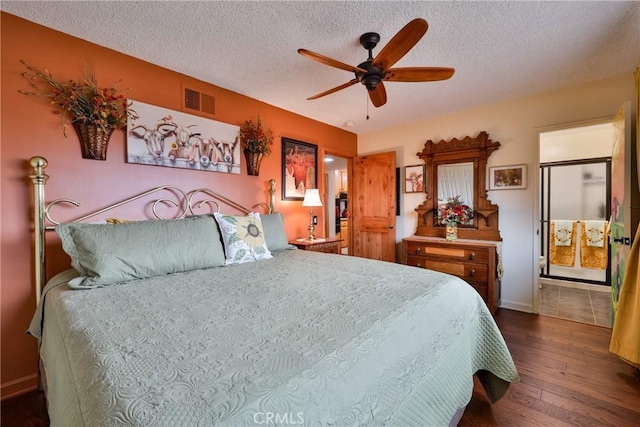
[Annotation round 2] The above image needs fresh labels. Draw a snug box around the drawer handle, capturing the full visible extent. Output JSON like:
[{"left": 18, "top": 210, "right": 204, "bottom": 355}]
[
  {"left": 469, "top": 252, "right": 476, "bottom": 260},
  {"left": 416, "top": 247, "right": 421, "bottom": 254},
  {"left": 469, "top": 269, "right": 476, "bottom": 277}
]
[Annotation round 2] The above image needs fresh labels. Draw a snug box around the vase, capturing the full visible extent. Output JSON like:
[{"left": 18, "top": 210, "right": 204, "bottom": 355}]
[
  {"left": 72, "top": 122, "right": 115, "bottom": 161},
  {"left": 244, "top": 149, "right": 263, "bottom": 176},
  {"left": 446, "top": 221, "right": 458, "bottom": 240}
]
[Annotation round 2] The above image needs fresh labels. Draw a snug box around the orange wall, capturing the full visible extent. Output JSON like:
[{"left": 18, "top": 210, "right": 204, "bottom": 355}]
[{"left": 0, "top": 13, "right": 357, "bottom": 399}]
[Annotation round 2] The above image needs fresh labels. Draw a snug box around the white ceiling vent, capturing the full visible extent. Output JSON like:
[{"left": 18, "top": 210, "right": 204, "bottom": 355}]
[{"left": 183, "top": 86, "right": 215, "bottom": 116}]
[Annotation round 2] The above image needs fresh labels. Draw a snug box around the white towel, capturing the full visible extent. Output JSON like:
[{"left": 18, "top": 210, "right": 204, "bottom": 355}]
[
  {"left": 583, "top": 220, "right": 607, "bottom": 247},
  {"left": 552, "top": 220, "right": 574, "bottom": 247}
]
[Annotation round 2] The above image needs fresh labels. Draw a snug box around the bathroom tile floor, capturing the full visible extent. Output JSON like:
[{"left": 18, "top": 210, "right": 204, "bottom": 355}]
[{"left": 539, "top": 283, "right": 612, "bottom": 328}]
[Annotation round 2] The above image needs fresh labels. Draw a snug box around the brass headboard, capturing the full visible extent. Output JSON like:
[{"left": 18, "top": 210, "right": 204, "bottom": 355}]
[{"left": 28, "top": 155, "right": 276, "bottom": 305}]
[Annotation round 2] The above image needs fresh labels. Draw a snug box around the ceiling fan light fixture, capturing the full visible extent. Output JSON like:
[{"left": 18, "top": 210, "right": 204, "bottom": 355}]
[{"left": 364, "top": 75, "right": 382, "bottom": 91}]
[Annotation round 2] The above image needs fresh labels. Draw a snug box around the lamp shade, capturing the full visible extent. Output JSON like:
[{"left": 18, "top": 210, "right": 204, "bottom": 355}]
[{"left": 302, "top": 189, "right": 323, "bottom": 207}]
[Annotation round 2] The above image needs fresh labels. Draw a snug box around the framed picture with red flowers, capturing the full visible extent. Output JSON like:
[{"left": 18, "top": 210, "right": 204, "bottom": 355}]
[
  {"left": 489, "top": 164, "right": 527, "bottom": 190},
  {"left": 282, "top": 137, "right": 318, "bottom": 200}
]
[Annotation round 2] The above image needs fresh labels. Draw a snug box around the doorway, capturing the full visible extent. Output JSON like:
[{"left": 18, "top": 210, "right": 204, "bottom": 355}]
[
  {"left": 324, "top": 154, "right": 350, "bottom": 255},
  {"left": 537, "top": 121, "right": 614, "bottom": 327}
]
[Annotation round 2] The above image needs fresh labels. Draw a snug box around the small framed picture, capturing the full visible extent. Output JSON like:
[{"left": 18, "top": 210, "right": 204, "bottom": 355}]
[
  {"left": 404, "top": 164, "right": 425, "bottom": 193},
  {"left": 489, "top": 164, "right": 527, "bottom": 190}
]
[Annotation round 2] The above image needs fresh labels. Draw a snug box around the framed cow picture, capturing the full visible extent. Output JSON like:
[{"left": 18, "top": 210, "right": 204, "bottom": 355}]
[
  {"left": 126, "top": 99, "right": 240, "bottom": 174},
  {"left": 282, "top": 137, "right": 318, "bottom": 200},
  {"left": 404, "top": 164, "right": 425, "bottom": 193}
]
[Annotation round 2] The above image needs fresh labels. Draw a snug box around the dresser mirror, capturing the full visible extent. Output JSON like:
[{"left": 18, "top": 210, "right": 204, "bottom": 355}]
[
  {"left": 437, "top": 162, "right": 475, "bottom": 225},
  {"left": 415, "top": 131, "right": 502, "bottom": 241}
]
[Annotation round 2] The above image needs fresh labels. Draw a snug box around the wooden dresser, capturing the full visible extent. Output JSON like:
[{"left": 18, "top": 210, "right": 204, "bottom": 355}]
[{"left": 402, "top": 236, "right": 500, "bottom": 314}]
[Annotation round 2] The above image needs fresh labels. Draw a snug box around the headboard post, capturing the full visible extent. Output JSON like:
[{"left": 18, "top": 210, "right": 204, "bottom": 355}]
[{"left": 29, "top": 156, "right": 49, "bottom": 306}]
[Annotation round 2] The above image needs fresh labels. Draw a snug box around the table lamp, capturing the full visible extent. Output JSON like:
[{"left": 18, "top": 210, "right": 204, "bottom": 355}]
[{"left": 302, "top": 189, "right": 323, "bottom": 240}]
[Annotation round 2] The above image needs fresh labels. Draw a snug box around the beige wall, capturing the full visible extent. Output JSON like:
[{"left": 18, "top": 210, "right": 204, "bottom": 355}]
[{"left": 358, "top": 74, "right": 636, "bottom": 312}]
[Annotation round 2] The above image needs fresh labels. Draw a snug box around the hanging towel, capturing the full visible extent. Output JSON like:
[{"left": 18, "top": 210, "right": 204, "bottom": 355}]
[
  {"left": 549, "top": 221, "right": 577, "bottom": 267},
  {"left": 583, "top": 220, "right": 607, "bottom": 247},
  {"left": 553, "top": 220, "right": 574, "bottom": 246},
  {"left": 580, "top": 221, "right": 609, "bottom": 269}
]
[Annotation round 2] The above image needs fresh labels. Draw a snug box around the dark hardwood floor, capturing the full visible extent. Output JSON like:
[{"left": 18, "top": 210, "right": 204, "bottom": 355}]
[
  {"left": 460, "top": 309, "right": 640, "bottom": 426},
  {"left": 1, "top": 386, "right": 48, "bottom": 427},
  {"left": 2, "top": 309, "right": 639, "bottom": 426}
]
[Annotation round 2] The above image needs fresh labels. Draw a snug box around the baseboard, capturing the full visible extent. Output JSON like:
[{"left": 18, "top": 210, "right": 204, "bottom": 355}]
[
  {"left": 1, "top": 374, "right": 38, "bottom": 400},
  {"left": 499, "top": 300, "right": 533, "bottom": 313}
]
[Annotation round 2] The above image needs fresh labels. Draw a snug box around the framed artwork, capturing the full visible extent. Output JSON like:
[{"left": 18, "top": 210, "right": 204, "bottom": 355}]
[
  {"left": 489, "top": 164, "right": 527, "bottom": 190},
  {"left": 126, "top": 99, "right": 240, "bottom": 174},
  {"left": 282, "top": 137, "right": 318, "bottom": 200},
  {"left": 404, "top": 164, "right": 425, "bottom": 193}
]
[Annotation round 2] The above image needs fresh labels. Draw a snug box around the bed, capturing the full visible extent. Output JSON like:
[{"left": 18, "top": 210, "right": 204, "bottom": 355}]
[{"left": 27, "top": 156, "right": 519, "bottom": 426}]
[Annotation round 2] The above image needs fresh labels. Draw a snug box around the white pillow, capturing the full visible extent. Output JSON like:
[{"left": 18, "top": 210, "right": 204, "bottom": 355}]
[{"left": 213, "top": 212, "right": 273, "bottom": 265}]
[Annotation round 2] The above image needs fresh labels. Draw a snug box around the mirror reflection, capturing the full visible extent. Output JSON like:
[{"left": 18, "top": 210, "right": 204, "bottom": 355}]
[{"left": 437, "top": 162, "right": 474, "bottom": 225}]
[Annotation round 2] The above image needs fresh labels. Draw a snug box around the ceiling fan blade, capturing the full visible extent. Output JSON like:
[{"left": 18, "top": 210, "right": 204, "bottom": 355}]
[
  {"left": 307, "top": 79, "right": 359, "bottom": 100},
  {"left": 373, "top": 18, "right": 428, "bottom": 73},
  {"left": 369, "top": 81, "right": 387, "bottom": 107},
  {"left": 298, "top": 49, "right": 367, "bottom": 73},
  {"left": 385, "top": 67, "right": 455, "bottom": 82}
]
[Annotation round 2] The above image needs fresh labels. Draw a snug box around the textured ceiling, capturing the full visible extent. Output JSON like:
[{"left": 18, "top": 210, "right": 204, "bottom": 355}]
[{"left": 2, "top": 1, "right": 639, "bottom": 135}]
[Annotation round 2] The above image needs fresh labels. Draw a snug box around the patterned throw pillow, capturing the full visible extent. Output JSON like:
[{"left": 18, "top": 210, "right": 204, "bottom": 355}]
[{"left": 213, "top": 212, "right": 273, "bottom": 265}]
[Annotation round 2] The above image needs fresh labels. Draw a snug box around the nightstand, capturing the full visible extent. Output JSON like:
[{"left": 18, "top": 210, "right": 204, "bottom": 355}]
[{"left": 289, "top": 238, "right": 342, "bottom": 254}]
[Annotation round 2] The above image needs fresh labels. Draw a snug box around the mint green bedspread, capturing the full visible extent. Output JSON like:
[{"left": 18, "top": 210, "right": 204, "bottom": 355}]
[{"left": 30, "top": 250, "right": 519, "bottom": 426}]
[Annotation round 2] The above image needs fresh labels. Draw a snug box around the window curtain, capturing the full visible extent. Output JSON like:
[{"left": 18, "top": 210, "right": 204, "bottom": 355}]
[{"left": 609, "top": 64, "right": 640, "bottom": 367}]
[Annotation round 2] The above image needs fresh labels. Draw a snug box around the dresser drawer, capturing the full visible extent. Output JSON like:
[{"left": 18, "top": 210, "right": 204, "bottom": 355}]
[
  {"left": 307, "top": 241, "right": 340, "bottom": 253},
  {"left": 407, "top": 256, "right": 488, "bottom": 283},
  {"left": 402, "top": 237, "right": 500, "bottom": 315},
  {"left": 468, "top": 282, "right": 488, "bottom": 301},
  {"left": 405, "top": 242, "right": 489, "bottom": 263}
]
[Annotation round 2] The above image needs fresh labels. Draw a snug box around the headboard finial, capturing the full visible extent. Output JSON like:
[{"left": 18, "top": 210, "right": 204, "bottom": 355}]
[
  {"left": 268, "top": 179, "right": 276, "bottom": 213},
  {"left": 29, "top": 156, "right": 49, "bottom": 185}
]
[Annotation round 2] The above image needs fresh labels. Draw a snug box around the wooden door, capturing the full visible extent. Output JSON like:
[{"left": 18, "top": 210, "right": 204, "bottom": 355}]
[{"left": 352, "top": 151, "right": 396, "bottom": 261}]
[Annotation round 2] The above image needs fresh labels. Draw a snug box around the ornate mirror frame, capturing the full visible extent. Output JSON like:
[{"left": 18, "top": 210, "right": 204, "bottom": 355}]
[{"left": 415, "top": 131, "right": 502, "bottom": 241}]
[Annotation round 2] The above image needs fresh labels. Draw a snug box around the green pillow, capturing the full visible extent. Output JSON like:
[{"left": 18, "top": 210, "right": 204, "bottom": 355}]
[
  {"left": 213, "top": 212, "right": 273, "bottom": 264},
  {"left": 56, "top": 215, "right": 226, "bottom": 288},
  {"left": 260, "top": 212, "right": 293, "bottom": 251}
]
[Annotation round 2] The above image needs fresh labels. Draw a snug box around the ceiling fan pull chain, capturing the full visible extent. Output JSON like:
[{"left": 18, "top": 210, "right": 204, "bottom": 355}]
[{"left": 366, "top": 92, "right": 370, "bottom": 120}]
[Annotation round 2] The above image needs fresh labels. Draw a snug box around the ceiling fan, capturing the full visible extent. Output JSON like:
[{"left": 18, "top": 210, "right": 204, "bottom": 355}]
[{"left": 298, "top": 18, "right": 455, "bottom": 108}]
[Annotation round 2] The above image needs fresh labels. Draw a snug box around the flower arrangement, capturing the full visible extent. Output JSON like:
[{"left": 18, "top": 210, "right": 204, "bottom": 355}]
[
  {"left": 18, "top": 60, "right": 136, "bottom": 136},
  {"left": 239, "top": 116, "right": 274, "bottom": 156},
  {"left": 439, "top": 195, "right": 474, "bottom": 224}
]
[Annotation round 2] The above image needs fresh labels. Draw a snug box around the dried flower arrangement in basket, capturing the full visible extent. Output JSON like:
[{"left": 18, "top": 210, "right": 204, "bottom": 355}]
[{"left": 18, "top": 60, "right": 136, "bottom": 160}]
